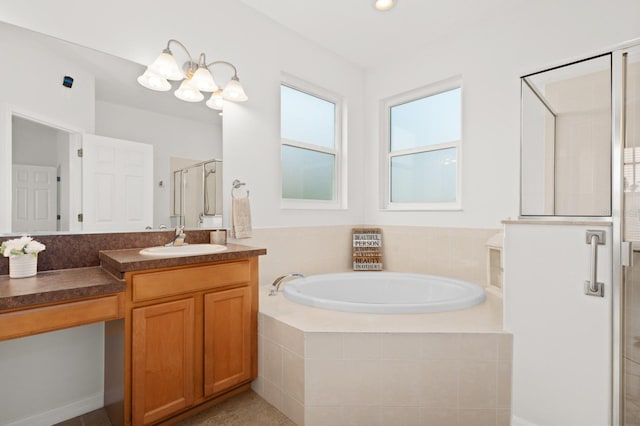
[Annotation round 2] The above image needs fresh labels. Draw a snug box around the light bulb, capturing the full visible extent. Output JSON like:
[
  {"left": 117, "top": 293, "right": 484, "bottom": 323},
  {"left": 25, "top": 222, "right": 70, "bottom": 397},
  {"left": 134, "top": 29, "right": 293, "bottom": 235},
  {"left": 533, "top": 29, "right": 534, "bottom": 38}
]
[
  {"left": 148, "top": 51, "right": 184, "bottom": 80},
  {"left": 222, "top": 77, "right": 248, "bottom": 102},
  {"left": 137, "top": 69, "right": 171, "bottom": 91},
  {"left": 206, "top": 90, "right": 225, "bottom": 110},
  {"left": 375, "top": 0, "right": 394, "bottom": 11},
  {"left": 190, "top": 67, "right": 218, "bottom": 92},
  {"left": 174, "top": 79, "right": 204, "bottom": 102}
]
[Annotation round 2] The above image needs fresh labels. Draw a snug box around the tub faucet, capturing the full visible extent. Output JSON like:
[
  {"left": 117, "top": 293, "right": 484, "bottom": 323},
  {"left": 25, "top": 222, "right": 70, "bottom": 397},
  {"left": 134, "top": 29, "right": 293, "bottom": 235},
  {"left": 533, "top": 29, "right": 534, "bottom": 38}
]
[
  {"left": 165, "top": 226, "right": 186, "bottom": 246},
  {"left": 269, "top": 273, "right": 304, "bottom": 296}
]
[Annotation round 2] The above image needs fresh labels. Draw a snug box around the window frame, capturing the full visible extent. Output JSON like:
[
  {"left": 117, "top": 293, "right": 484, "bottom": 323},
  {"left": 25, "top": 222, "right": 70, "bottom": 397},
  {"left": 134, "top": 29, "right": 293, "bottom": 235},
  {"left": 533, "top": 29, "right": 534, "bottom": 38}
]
[
  {"left": 381, "top": 77, "right": 463, "bottom": 211},
  {"left": 280, "top": 74, "right": 346, "bottom": 210}
]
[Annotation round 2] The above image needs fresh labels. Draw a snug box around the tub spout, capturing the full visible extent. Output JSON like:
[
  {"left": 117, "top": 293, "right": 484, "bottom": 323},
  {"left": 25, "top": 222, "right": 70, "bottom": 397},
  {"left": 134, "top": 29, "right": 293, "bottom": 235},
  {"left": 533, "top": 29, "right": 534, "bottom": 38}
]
[{"left": 269, "top": 273, "right": 304, "bottom": 296}]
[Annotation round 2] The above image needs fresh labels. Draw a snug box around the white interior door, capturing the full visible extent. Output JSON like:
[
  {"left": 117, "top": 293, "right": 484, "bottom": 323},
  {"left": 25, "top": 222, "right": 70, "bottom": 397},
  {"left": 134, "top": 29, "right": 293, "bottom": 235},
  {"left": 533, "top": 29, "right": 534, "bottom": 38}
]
[
  {"left": 81, "top": 134, "right": 153, "bottom": 232},
  {"left": 11, "top": 164, "right": 57, "bottom": 232}
]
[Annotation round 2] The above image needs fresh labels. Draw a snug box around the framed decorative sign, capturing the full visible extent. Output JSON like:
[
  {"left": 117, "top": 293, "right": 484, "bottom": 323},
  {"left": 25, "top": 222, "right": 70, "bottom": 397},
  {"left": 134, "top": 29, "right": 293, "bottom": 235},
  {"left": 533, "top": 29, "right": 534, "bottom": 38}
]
[{"left": 352, "top": 228, "right": 382, "bottom": 271}]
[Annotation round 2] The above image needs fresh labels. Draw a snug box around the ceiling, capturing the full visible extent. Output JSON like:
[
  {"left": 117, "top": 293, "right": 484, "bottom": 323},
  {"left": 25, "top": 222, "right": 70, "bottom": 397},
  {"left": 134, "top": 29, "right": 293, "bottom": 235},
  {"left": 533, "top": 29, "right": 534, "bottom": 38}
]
[{"left": 238, "top": 0, "right": 521, "bottom": 68}]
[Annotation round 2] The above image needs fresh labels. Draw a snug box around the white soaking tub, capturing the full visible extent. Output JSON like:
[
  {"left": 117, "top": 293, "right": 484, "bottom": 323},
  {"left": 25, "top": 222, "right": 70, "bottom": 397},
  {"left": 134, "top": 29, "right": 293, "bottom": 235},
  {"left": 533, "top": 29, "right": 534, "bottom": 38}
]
[{"left": 282, "top": 271, "right": 485, "bottom": 314}]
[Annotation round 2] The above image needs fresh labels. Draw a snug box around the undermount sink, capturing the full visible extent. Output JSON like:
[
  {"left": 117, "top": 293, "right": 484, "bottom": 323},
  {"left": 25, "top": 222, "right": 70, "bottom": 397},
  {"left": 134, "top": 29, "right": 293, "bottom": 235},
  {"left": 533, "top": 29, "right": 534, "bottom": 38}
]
[{"left": 139, "top": 244, "right": 228, "bottom": 257}]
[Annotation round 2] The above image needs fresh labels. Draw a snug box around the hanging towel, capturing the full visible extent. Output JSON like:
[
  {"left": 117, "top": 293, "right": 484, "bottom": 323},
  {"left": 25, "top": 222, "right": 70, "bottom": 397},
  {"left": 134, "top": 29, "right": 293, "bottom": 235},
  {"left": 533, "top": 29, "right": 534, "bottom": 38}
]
[{"left": 231, "top": 196, "right": 252, "bottom": 239}]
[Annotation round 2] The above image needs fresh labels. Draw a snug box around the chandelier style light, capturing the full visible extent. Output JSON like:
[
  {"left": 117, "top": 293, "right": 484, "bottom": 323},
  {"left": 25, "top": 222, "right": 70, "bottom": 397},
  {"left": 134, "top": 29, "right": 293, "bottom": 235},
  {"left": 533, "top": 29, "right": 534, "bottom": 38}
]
[{"left": 137, "top": 39, "right": 248, "bottom": 111}]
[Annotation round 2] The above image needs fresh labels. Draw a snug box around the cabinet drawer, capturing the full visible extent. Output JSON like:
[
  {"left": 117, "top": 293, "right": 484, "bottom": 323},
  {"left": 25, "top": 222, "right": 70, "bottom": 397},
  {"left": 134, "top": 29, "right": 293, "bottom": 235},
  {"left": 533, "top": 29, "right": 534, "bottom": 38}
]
[
  {"left": 132, "top": 261, "right": 251, "bottom": 302},
  {"left": 0, "top": 294, "right": 123, "bottom": 341}
]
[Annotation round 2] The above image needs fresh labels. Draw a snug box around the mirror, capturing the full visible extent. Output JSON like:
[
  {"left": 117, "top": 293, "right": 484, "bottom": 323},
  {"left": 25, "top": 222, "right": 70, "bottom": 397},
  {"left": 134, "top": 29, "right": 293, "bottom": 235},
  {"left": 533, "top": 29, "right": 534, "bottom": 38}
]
[
  {"left": 521, "top": 54, "right": 611, "bottom": 217},
  {"left": 0, "top": 21, "right": 223, "bottom": 235}
]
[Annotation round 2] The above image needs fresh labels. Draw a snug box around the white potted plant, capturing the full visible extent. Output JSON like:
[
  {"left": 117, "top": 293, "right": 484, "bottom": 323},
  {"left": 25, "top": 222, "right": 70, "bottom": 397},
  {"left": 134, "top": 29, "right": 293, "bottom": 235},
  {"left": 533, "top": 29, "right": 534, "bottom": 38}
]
[{"left": 1, "top": 236, "right": 46, "bottom": 278}]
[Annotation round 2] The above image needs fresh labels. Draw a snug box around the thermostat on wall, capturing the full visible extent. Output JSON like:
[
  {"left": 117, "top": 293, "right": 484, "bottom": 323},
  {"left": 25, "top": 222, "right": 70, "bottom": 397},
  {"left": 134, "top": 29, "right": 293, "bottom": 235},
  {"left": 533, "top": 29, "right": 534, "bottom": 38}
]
[{"left": 62, "top": 76, "right": 74, "bottom": 88}]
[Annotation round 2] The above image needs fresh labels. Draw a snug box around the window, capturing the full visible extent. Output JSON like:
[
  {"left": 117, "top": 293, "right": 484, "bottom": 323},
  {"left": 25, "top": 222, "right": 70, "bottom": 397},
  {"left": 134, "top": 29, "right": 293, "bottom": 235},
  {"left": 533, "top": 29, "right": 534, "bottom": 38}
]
[
  {"left": 280, "top": 79, "right": 343, "bottom": 207},
  {"left": 384, "top": 80, "right": 462, "bottom": 209}
]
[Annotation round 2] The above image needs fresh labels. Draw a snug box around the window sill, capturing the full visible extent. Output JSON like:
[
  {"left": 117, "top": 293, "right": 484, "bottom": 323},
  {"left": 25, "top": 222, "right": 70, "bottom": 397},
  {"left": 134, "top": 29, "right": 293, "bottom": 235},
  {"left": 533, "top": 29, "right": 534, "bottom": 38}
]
[{"left": 281, "top": 199, "right": 345, "bottom": 210}]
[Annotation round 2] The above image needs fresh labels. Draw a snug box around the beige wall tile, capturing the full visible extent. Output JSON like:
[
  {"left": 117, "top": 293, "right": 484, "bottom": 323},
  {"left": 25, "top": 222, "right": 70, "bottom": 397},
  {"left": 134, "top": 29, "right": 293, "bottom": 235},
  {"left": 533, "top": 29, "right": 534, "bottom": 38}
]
[
  {"left": 343, "top": 333, "right": 382, "bottom": 360},
  {"left": 264, "top": 315, "right": 304, "bottom": 357},
  {"left": 306, "top": 333, "right": 343, "bottom": 360},
  {"left": 381, "top": 406, "right": 420, "bottom": 426},
  {"left": 381, "top": 360, "right": 425, "bottom": 406},
  {"left": 281, "top": 323, "right": 305, "bottom": 357},
  {"left": 419, "top": 408, "right": 458, "bottom": 426},
  {"left": 459, "top": 361, "right": 497, "bottom": 409},
  {"left": 421, "top": 333, "right": 460, "bottom": 360},
  {"left": 282, "top": 393, "right": 305, "bottom": 426},
  {"left": 342, "top": 360, "right": 382, "bottom": 406},
  {"left": 262, "top": 377, "right": 284, "bottom": 412},
  {"left": 498, "top": 333, "right": 513, "bottom": 362},
  {"left": 459, "top": 333, "right": 498, "bottom": 361},
  {"left": 283, "top": 349, "right": 305, "bottom": 403},
  {"left": 459, "top": 409, "right": 497, "bottom": 426},
  {"left": 263, "top": 338, "right": 283, "bottom": 387},
  {"left": 497, "top": 362, "right": 512, "bottom": 409},
  {"left": 497, "top": 409, "right": 512, "bottom": 426},
  {"left": 258, "top": 333, "right": 265, "bottom": 377},
  {"left": 422, "top": 360, "right": 458, "bottom": 408},
  {"left": 382, "top": 333, "right": 421, "bottom": 359},
  {"left": 305, "top": 406, "right": 343, "bottom": 426},
  {"left": 342, "top": 406, "right": 382, "bottom": 426},
  {"left": 251, "top": 375, "right": 264, "bottom": 395},
  {"left": 305, "top": 359, "right": 346, "bottom": 406}
]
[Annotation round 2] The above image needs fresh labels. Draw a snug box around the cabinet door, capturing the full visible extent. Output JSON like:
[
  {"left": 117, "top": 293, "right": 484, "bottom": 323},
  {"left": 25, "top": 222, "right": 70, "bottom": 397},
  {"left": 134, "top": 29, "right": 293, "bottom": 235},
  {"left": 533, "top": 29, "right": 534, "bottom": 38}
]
[
  {"left": 132, "top": 298, "right": 195, "bottom": 425},
  {"left": 203, "top": 286, "right": 252, "bottom": 396}
]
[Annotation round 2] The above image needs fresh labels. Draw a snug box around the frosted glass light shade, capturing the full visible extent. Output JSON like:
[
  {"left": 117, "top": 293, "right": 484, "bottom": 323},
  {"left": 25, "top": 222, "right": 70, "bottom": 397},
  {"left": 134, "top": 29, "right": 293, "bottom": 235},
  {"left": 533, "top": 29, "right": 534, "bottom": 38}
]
[
  {"left": 174, "top": 79, "right": 204, "bottom": 102},
  {"left": 191, "top": 67, "right": 218, "bottom": 92},
  {"left": 137, "top": 69, "right": 171, "bottom": 91},
  {"left": 206, "top": 90, "right": 224, "bottom": 110},
  {"left": 148, "top": 52, "right": 184, "bottom": 80},
  {"left": 222, "top": 77, "right": 248, "bottom": 102},
  {"left": 375, "top": 0, "right": 394, "bottom": 10}
]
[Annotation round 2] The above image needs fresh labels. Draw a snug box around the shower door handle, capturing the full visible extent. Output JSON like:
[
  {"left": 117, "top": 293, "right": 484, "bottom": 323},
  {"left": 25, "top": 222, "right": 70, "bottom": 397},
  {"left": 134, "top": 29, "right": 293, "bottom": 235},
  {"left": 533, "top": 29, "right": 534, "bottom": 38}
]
[{"left": 585, "top": 230, "right": 605, "bottom": 297}]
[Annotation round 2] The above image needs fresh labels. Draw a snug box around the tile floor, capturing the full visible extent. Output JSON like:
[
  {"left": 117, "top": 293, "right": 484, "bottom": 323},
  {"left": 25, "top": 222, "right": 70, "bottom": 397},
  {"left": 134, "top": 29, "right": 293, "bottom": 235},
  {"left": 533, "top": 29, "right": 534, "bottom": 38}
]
[{"left": 54, "top": 390, "right": 295, "bottom": 426}]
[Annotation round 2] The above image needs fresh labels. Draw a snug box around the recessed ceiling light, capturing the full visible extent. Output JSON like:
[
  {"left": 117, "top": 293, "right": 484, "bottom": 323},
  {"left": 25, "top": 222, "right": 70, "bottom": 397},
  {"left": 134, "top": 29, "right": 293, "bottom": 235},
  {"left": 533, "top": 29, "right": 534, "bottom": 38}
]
[{"left": 375, "top": 0, "right": 395, "bottom": 11}]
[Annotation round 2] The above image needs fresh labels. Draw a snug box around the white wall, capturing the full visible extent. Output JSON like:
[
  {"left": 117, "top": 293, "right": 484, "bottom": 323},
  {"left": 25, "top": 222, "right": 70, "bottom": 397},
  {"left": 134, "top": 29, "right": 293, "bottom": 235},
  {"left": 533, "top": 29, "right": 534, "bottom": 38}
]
[
  {"left": 95, "top": 101, "right": 221, "bottom": 228},
  {"left": 0, "top": 324, "right": 105, "bottom": 426},
  {"left": 12, "top": 117, "right": 61, "bottom": 166},
  {"left": 363, "top": 0, "right": 640, "bottom": 229}
]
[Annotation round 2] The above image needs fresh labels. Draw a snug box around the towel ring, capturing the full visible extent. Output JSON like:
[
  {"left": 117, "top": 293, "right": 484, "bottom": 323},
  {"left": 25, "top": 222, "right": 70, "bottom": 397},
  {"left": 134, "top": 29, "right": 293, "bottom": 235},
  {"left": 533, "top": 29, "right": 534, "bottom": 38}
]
[{"left": 231, "top": 179, "right": 250, "bottom": 198}]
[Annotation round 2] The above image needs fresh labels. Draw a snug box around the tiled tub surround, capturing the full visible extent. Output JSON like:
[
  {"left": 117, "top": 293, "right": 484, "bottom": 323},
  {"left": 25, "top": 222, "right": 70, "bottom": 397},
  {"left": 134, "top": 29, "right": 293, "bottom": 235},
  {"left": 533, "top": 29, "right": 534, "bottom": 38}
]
[
  {"left": 232, "top": 225, "right": 501, "bottom": 288},
  {"left": 254, "top": 288, "right": 511, "bottom": 426}
]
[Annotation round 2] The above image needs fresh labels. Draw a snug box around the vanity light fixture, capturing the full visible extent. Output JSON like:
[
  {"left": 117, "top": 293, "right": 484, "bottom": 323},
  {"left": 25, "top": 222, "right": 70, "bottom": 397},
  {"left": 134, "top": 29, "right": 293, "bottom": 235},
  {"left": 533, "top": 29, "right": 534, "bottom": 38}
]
[
  {"left": 374, "top": 0, "right": 395, "bottom": 11},
  {"left": 137, "top": 39, "right": 248, "bottom": 111}
]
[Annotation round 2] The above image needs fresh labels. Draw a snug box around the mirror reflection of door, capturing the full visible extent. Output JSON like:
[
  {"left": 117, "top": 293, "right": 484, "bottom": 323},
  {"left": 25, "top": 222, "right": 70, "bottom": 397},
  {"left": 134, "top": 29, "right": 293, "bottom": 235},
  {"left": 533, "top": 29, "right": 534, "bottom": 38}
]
[
  {"left": 11, "top": 115, "right": 77, "bottom": 233},
  {"left": 521, "top": 54, "right": 612, "bottom": 217}
]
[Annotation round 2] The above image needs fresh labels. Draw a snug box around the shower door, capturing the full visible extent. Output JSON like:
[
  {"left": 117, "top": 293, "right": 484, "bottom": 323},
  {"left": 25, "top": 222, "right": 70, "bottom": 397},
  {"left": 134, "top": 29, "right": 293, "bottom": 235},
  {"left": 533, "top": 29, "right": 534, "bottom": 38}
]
[{"left": 622, "top": 44, "right": 640, "bottom": 425}]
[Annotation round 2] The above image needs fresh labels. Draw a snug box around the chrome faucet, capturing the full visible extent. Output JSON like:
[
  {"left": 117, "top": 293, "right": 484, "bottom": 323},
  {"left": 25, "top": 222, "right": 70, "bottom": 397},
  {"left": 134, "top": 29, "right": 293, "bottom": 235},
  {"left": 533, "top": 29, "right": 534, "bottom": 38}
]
[
  {"left": 165, "top": 226, "right": 186, "bottom": 246},
  {"left": 269, "top": 273, "right": 304, "bottom": 296}
]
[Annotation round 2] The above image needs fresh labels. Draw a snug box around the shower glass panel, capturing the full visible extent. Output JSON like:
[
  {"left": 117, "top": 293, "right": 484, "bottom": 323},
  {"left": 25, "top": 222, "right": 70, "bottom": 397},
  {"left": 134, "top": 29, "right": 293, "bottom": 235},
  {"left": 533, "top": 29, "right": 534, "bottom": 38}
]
[
  {"left": 521, "top": 54, "right": 612, "bottom": 216},
  {"left": 171, "top": 159, "right": 222, "bottom": 228},
  {"left": 623, "top": 46, "right": 640, "bottom": 426}
]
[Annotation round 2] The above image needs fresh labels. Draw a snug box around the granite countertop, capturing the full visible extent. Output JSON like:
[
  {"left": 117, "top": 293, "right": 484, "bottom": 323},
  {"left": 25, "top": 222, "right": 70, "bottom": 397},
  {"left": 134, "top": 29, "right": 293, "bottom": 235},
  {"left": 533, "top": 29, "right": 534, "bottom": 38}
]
[
  {"left": 99, "top": 243, "right": 267, "bottom": 278},
  {"left": 0, "top": 267, "right": 125, "bottom": 311}
]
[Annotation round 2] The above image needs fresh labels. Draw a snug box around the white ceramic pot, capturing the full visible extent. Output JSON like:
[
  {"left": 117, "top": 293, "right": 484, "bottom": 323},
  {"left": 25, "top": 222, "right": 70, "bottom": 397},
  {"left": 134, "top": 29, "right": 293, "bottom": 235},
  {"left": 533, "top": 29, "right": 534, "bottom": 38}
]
[{"left": 9, "top": 254, "right": 38, "bottom": 278}]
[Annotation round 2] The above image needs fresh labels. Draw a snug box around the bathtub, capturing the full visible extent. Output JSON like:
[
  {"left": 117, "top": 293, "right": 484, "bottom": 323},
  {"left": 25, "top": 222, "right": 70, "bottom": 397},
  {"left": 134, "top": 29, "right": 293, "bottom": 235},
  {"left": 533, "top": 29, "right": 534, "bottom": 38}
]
[{"left": 282, "top": 271, "right": 485, "bottom": 314}]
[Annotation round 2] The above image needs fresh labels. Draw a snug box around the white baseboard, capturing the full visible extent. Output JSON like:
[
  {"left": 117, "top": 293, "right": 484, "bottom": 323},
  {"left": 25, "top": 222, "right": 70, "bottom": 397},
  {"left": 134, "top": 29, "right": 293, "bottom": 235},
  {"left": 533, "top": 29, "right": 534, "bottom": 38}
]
[{"left": 5, "top": 392, "right": 103, "bottom": 426}]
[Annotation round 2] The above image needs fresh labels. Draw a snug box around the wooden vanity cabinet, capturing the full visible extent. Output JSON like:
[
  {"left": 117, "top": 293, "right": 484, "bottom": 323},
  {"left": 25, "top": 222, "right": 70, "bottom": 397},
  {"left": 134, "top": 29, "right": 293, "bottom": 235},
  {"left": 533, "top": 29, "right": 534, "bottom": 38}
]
[{"left": 120, "top": 257, "right": 259, "bottom": 426}]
